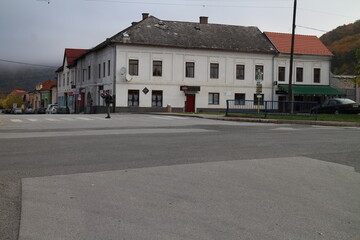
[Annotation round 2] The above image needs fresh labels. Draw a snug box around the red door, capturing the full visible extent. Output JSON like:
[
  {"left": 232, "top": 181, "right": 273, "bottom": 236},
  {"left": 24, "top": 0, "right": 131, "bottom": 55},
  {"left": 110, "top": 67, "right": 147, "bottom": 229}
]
[{"left": 185, "top": 94, "right": 195, "bottom": 112}]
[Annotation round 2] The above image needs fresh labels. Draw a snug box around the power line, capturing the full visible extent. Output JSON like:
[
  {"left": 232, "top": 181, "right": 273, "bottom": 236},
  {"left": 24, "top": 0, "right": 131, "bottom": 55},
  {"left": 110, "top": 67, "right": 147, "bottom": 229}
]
[
  {"left": 297, "top": 25, "right": 328, "bottom": 33},
  {"left": 0, "top": 74, "right": 56, "bottom": 81},
  {"left": 85, "top": 0, "right": 292, "bottom": 8},
  {"left": 0, "top": 59, "right": 58, "bottom": 68}
]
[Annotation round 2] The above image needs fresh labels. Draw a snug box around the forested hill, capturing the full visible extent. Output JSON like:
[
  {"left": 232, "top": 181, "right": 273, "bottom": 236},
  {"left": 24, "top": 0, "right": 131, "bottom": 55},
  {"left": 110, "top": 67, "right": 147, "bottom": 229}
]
[
  {"left": 0, "top": 64, "right": 57, "bottom": 95},
  {"left": 320, "top": 19, "right": 360, "bottom": 75}
]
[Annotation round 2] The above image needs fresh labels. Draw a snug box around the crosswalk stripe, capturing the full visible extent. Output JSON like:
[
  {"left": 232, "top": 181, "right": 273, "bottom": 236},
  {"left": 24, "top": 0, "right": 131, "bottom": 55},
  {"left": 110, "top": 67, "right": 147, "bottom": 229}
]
[
  {"left": 10, "top": 119, "right": 23, "bottom": 123},
  {"left": 44, "top": 118, "right": 60, "bottom": 122},
  {"left": 60, "top": 117, "right": 76, "bottom": 121},
  {"left": 27, "top": 119, "right": 38, "bottom": 122},
  {"left": 75, "top": 117, "right": 93, "bottom": 121}
]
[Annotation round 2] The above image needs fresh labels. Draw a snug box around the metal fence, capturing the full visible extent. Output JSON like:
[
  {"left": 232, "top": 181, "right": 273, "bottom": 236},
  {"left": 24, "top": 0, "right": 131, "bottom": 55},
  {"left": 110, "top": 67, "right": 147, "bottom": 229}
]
[{"left": 226, "top": 100, "right": 318, "bottom": 117}]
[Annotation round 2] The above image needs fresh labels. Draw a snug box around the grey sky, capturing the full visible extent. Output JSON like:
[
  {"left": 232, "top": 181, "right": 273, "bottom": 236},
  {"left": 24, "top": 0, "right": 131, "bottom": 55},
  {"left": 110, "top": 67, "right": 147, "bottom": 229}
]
[{"left": 0, "top": 0, "right": 359, "bottom": 67}]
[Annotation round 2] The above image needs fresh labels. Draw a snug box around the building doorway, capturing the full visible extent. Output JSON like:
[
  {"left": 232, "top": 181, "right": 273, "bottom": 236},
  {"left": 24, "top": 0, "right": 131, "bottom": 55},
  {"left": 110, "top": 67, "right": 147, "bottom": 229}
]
[{"left": 185, "top": 94, "right": 195, "bottom": 112}]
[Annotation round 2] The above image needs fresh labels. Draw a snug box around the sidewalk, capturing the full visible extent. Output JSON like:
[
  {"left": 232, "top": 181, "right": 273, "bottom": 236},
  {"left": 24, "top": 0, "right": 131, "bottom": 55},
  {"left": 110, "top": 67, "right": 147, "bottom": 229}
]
[
  {"left": 19, "top": 156, "right": 360, "bottom": 240},
  {"left": 153, "top": 112, "right": 360, "bottom": 127}
]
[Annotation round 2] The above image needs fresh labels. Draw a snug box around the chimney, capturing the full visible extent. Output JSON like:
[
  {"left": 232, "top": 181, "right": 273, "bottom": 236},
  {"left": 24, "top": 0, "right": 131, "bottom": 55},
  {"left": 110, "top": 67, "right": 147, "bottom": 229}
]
[
  {"left": 199, "top": 16, "right": 208, "bottom": 24},
  {"left": 142, "top": 13, "right": 149, "bottom": 20}
]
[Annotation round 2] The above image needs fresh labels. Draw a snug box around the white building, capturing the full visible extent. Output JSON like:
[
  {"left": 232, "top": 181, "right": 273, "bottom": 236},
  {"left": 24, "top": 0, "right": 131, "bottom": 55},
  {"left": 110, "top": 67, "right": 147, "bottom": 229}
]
[
  {"left": 64, "top": 14, "right": 339, "bottom": 113},
  {"left": 56, "top": 48, "right": 88, "bottom": 113},
  {"left": 264, "top": 32, "right": 343, "bottom": 104}
]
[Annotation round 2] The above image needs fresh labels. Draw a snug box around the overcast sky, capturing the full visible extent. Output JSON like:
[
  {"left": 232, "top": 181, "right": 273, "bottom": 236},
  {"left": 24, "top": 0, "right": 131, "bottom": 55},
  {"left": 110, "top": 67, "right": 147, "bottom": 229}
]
[{"left": 0, "top": 0, "right": 359, "bottom": 67}]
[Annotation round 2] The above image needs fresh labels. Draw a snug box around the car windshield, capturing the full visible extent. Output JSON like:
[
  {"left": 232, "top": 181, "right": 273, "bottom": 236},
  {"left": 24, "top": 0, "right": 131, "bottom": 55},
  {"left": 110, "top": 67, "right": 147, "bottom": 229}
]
[{"left": 337, "top": 99, "right": 356, "bottom": 104}]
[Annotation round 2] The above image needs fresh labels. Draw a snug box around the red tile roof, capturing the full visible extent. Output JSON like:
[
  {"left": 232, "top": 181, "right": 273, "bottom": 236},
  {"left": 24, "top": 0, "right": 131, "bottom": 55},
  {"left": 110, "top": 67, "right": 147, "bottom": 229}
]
[
  {"left": 264, "top": 32, "right": 333, "bottom": 56},
  {"left": 65, "top": 48, "right": 88, "bottom": 66},
  {"left": 9, "top": 90, "right": 27, "bottom": 96},
  {"left": 40, "top": 80, "right": 57, "bottom": 91}
]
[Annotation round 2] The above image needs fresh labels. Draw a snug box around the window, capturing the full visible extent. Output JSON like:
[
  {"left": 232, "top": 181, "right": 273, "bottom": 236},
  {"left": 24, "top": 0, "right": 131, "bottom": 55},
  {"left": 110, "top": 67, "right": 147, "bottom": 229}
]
[
  {"left": 208, "top": 93, "right": 219, "bottom": 105},
  {"left": 88, "top": 66, "right": 91, "bottom": 80},
  {"left": 58, "top": 75, "right": 61, "bottom": 87},
  {"left": 66, "top": 73, "right": 69, "bottom": 85},
  {"left": 152, "top": 91, "right": 163, "bottom": 107},
  {"left": 236, "top": 65, "right": 245, "bottom": 80},
  {"left": 314, "top": 68, "right": 320, "bottom": 83},
  {"left": 235, "top": 93, "right": 246, "bottom": 105},
  {"left": 129, "top": 59, "right": 139, "bottom": 76},
  {"left": 103, "top": 62, "right": 106, "bottom": 78},
  {"left": 278, "top": 67, "right": 285, "bottom": 82},
  {"left": 153, "top": 60, "right": 162, "bottom": 76},
  {"left": 210, "top": 63, "right": 219, "bottom": 79},
  {"left": 253, "top": 94, "right": 264, "bottom": 105},
  {"left": 128, "top": 90, "right": 139, "bottom": 106},
  {"left": 82, "top": 69, "right": 86, "bottom": 82},
  {"left": 185, "top": 62, "right": 195, "bottom": 78},
  {"left": 296, "top": 67, "right": 303, "bottom": 82},
  {"left": 255, "top": 65, "right": 264, "bottom": 81},
  {"left": 108, "top": 60, "right": 111, "bottom": 76},
  {"left": 98, "top": 64, "right": 101, "bottom": 78}
]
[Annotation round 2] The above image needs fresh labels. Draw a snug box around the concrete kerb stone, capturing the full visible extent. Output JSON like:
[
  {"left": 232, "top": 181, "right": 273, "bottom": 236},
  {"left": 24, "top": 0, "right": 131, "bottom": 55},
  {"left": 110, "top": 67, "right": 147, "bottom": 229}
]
[{"left": 150, "top": 112, "right": 360, "bottom": 127}]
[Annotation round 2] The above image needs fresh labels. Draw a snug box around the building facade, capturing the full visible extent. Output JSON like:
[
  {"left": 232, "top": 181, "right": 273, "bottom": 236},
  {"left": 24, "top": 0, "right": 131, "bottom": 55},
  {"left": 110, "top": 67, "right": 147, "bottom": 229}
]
[
  {"left": 264, "top": 32, "right": 342, "bottom": 104},
  {"left": 58, "top": 14, "right": 339, "bottom": 113}
]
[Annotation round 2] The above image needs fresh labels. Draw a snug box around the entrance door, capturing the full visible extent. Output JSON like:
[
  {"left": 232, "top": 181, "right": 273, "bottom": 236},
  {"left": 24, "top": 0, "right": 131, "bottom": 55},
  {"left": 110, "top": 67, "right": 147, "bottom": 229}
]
[
  {"left": 278, "top": 96, "right": 287, "bottom": 113},
  {"left": 185, "top": 94, "right": 195, "bottom": 112}
]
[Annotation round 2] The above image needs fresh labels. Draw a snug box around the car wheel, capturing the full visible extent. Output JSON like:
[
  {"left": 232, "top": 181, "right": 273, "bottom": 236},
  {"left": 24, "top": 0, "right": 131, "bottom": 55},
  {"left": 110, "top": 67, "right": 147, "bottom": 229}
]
[{"left": 334, "top": 110, "right": 339, "bottom": 114}]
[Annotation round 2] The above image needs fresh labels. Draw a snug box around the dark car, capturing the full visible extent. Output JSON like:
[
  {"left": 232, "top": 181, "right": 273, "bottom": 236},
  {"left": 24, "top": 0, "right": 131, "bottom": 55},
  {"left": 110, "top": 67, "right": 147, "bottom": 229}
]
[
  {"left": 311, "top": 98, "right": 360, "bottom": 114},
  {"left": 35, "top": 107, "right": 46, "bottom": 114}
]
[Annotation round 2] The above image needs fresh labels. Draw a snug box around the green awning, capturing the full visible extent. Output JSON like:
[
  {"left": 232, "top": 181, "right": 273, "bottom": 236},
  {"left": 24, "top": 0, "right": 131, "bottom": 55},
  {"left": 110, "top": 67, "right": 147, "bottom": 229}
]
[{"left": 278, "top": 85, "right": 345, "bottom": 96}]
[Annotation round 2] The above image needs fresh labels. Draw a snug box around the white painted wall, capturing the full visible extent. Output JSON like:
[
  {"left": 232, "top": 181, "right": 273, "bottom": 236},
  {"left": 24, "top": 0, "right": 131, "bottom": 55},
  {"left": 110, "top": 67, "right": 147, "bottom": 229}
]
[
  {"left": 274, "top": 54, "right": 331, "bottom": 85},
  {"left": 115, "top": 45, "right": 275, "bottom": 109}
]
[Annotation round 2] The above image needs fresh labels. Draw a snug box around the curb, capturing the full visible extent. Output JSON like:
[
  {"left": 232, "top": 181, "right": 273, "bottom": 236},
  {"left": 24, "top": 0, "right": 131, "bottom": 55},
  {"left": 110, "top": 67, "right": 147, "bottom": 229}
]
[{"left": 151, "top": 112, "right": 360, "bottom": 127}]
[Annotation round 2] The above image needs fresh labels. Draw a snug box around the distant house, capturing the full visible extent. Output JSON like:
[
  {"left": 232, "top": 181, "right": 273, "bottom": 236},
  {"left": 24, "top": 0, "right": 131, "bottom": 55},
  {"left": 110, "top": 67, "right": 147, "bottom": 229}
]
[
  {"left": 56, "top": 48, "right": 89, "bottom": 113},
  {"left": 8, "top": 89, "right": 28, "bottom": 108},
  {"left": 8, "top": 89, "right": 28, "bottom": 96},
  {"left": 330, "top": 75, "right": 357, "bottom": 101},
  {"left": 28, "top": 80, "right": 57, "bottom": 109},
  {"left": 264, "top": 32, "right": 343, "bottom": 103}
]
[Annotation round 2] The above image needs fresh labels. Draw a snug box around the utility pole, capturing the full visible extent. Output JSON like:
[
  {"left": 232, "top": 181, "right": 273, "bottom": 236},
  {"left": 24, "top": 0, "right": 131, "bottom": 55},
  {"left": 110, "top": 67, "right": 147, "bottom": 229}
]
[{"left": 288, "top": 0, "right": 297, "bottom": 113}]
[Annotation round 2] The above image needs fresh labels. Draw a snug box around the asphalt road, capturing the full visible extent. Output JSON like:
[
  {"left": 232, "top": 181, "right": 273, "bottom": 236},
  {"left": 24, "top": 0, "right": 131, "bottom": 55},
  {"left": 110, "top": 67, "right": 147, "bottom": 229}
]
[{"left": 0, "top": 113, "right": 359, "bottom": 240}]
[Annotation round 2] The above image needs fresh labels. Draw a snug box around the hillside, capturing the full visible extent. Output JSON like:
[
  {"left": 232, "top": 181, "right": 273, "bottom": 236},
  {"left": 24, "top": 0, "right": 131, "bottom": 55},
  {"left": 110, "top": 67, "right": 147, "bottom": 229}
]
[
  {"left": 0, "top": 64, "right": 57, "bottom": 95},
  {"left": 320, "top": 20, "right": 360, "bottom": 75}
]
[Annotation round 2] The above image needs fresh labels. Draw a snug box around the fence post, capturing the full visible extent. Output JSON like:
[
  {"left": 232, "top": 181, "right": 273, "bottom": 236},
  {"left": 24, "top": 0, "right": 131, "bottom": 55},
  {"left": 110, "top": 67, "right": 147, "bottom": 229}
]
[
  {"left": 265, "top": 101, "right": 268, "bottom": 118},
  {"left": 226, "top": 100, "right": 229, "bottom": 116}
]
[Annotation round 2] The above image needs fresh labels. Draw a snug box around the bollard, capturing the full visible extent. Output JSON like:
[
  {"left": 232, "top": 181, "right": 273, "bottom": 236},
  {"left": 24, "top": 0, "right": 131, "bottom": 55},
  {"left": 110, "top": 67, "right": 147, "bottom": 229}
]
[{"left": 167, "top": 104, "right": 172, "bottom": 113}]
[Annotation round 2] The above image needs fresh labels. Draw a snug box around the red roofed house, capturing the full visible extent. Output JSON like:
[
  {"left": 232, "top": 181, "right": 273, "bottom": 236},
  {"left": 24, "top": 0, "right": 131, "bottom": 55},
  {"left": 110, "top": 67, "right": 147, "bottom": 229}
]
[
  {"left": 29, "top": 80, "right": 57, "bottom": 109},
  {"left": 56, "top": 48, "right": 88, "bottom": 113},
  {"left": 264, "top": 32, "right": 343, "bottom": 104}
]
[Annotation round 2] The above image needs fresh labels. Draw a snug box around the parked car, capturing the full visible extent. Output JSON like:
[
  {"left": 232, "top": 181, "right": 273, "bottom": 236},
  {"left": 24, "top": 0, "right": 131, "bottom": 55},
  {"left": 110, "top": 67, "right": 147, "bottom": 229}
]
[
  {"left": 35, "top": 107, "right": 46, "bottom": 114},
  {"left": 46, "top": 104, "right": 59, "bottom": 114},
  {"left": 311, "top": 98, "right": 360, "bottom": 114},
  {"left": 24, "top": 107, "right": 35, "bottom": 114},
  {"left": 12, "top": 108, "right": 23, "bottom": 114}
]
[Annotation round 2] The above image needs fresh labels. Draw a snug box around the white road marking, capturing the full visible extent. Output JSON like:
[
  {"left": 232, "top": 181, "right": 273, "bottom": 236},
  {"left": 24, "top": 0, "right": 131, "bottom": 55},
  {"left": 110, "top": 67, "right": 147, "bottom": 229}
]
[
  {"left": 75, "top": 117, "right": 93, "bottom": 121},
  {"left": 60, "top": 117, "right": 76, "bottom": 121},
  {"left": 10, "top": 119, "right": 23, "bottom": 123},
  {"left": 270, "top": 127, "right": 297, "bottom": 131},
  {"left": 161, "top": 115, "right": 189, "bottom": 120},
  {"left": 150, "top": 116, "right": 174, "bottom": 120},
  {"left": 0, "top": 128, "right": 216, "bottom": 139},
  {"left": 44, "top": 118, "right": 60, "bottom": 122},
  {"left": 27, "top": 119, "right": 38, "bottom": 122}
]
